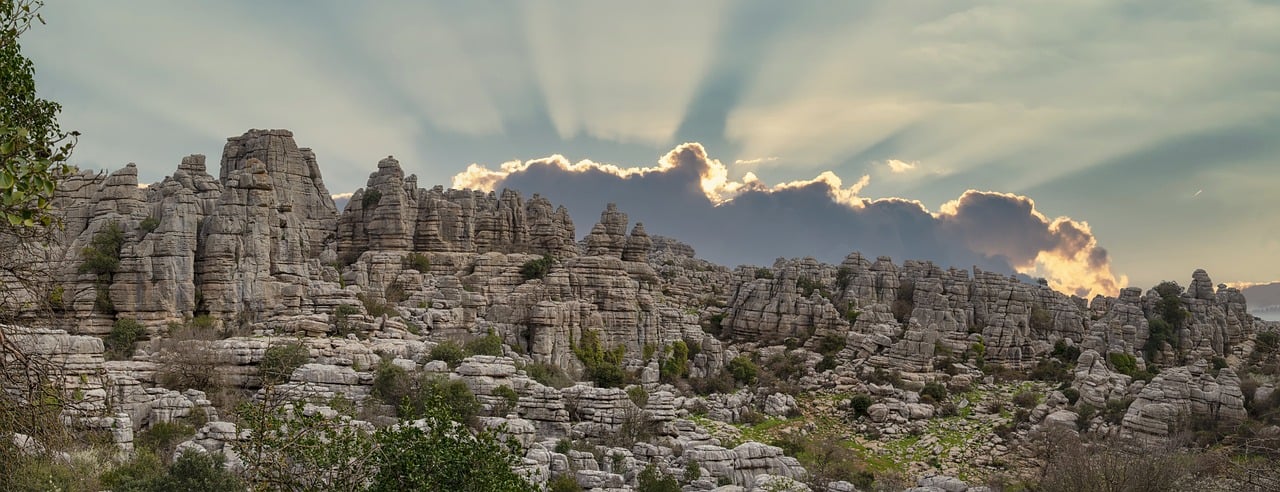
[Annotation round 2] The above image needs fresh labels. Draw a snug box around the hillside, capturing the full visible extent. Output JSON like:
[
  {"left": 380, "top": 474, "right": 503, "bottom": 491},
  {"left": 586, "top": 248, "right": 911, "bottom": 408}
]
[{"left": 3, "top": 129, "right": 1279, "bottom": 491}]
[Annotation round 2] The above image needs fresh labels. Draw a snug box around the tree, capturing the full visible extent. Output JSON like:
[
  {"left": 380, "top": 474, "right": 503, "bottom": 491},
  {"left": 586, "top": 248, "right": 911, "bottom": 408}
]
[
  {"left": 1, "top": 0, "right": 77, "bottom": 230},
  {"left": 1, "top": 2, "right": 77, "bottom": 484}
]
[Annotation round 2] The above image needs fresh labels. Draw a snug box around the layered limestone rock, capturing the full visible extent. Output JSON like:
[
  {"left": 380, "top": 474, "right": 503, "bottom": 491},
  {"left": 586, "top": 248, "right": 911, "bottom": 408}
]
[
  {"left": 1121, "top": 361, "right": 1247, "bottom": 442},
  {"left": 336, "top": 158, "right": 576, "bottom": 258}
]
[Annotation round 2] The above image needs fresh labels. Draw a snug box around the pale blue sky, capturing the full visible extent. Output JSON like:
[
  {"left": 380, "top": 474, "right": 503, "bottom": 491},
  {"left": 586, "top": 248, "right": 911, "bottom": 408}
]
[{"left": 23, "top": 0, "right": 1280, "bottom": 290}]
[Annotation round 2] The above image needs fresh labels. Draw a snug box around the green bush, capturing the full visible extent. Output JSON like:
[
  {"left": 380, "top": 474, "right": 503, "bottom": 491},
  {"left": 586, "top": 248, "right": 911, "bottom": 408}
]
[
  {"left": 573, "top": 330, "right": 627, "bottom": 388},
  {"left": 727, "top": 355, "right": 759, "bottom": 384},
  {"left": 816, "top": 334, "right": 846, "bottom": 356},
  {"left": 627, "top": 385, "right": 649, "bottom": 408},
  {"left": 430, "top": 340, "right": 466, "bottom": 367},
  {"left": 549, "top": 474, "right": 583, "bottom": 492},
  {"left": 1258, "top": 331, "right": 1279, "bottom": 352},
  {"left": 260, "top": 341, "right": 309, "bottom": 385},
  {"left": 849, "top": 393, "right": 873, "bottom": 417},
  {"left": 920, "top": 381, "right": 948, "bottom": 403},
  {"left": 362, "top": 189, "right": 382, "bottom": 208},
  {"left": 104, "top": 450, "right": 244, "bottom": 492},
  {"left": 519, "top": 255, "right": 555, "bottom": 281},
  {"left": 1062, "top": 387, "right": 1081, "bottom": 405},
  {"left": 135, "top": 421, "right": 196, "bottom": 462},
  {"left": 1052, "top": 339, "right": 1082, "bottom": 363},
  {"left": 373, "top": 361, "right": 481, "bottom": 422},
  {"left": 525, "top": 362, "right": 573, "bottom": 389},
  {"left": 637, "top": 463, "right": 680, "bottom": 492},
  {"left": 465, "top": 334, "right": 504, "bottom": 357},
  {"left": 1030, "top": 359, "right": 1073, "bottom": 384},
  {"left": 106, "top": 318, "right": 146, "bottom": 360},
  {"left": 1012, "top": 390, "right": 1039, "bottom": 408},
  {"left": 78, "top": 221, "right": 124, "bottom": 277},
  {"left": 684, "top": 460, "right": 702, "bottom": 482},
  {"left": 404, "top": 252, "right": 431, "bottom": 273},
  {"left": 754, "top": 268, "right": 774, "bottom": 280},
  {"left": 360, "top": 293, "right": 396, "bottom": 318},
  {"left": 660, "top": 340, "right": 690, "bottom": 382},
  {"left": 816, "top": 355, "right": 838, "bottom": 372},
  {"left": 139, "top": 215, "right": 160, "bottom": 233},
  {"left": 554, "top": 438, "right": 572, "bottom": 454},
  {"left": 493, "top": 385, "right": 519, "bottom": 414},
  {"left": 1107, "top": 352, "right": 1154, "bottom": 380},
  {"left": 79, "top": 222, "right": 124, "bottom": 313},
  {"left": 1030, "top": 304, "right": 1053, "bottom": 332}
]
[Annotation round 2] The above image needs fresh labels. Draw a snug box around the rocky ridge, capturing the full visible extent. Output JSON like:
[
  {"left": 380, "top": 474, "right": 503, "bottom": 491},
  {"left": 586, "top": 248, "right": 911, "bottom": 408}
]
[{"left": 4, "top": 129, "right": 1278, "bottom": 491}]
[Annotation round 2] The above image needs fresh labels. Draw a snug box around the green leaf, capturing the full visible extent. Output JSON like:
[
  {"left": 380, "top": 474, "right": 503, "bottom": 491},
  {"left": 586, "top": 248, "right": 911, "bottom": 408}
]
[{"left": 0, "top": 171, "right": 13, "bottom": 189}]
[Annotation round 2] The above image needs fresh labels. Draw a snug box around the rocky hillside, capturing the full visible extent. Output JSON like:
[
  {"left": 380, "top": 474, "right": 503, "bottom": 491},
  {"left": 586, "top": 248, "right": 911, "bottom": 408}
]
[{"left": 4, "top": 129, "right": 1279, "bottom": 491}]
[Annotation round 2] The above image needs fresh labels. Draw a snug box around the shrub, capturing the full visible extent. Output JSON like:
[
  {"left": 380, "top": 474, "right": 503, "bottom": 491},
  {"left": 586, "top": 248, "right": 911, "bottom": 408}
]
[
  {"left": 525, "top": 362, "right": 573, "bottom": 389},
  {"left": 637, "top": 463, "right": 680, "bottom": 492},
  {"left": 705, "top": 312, "right": 728, "bottom": 338},
  {"left": 1012, "top": 390, "right": 1039, "bottom": 408},
  {"left": 1062, "top": 388, "right": 1081, "bottom": 405},
  {"left": 139, "top": 215, "right": 160, "bottom": 233},
  {"left": 816, "top": 334, "right": 846, "bottom": 356},
  {"left": 1108, "top": 352, "right": 1139, "bottom": 376},
  {"left": 1030, "top": 304, "right": 1053, "bottom": 332},
  {"left": 573, "top": 330, "right": 627, "bottom": 388},
  {"left": 430, "top": 340, "right": 466, "bottom": 367},
  {"left": 373, "top": 363, "right": 481, "bottom": 422},
  {"left": 627, "top": 385, "right": 649, "bottom": 408},
  {"left": 1144, "top": 318, "right": 1175, "bottom": 360},
  {"left": 105, "top": 318, "right": 146, "bottom": 360},
  {"left": 465, "top": 334, "right": 504, "bottom": 357},
  {"left": 519, "top": 255, "right": 555, "bottom": 281},
  {"left": 493, "top": 385, "right": 519, "bottom": 415},
  {"left": 684, "top": 460, "right": 702, "bottom": 482},
  {"left": 920, "top": 381, "right": 948, "bottom": 403},
  {"left": 660, "top": 340, "right": 690, "bottom": 382},
  {"left": 333, "top": 304, "right": 362, "bottom": 337},
  {"left": 362, "top": 189, "right": 382, "bottom": 208},
  {"left": 404, "top": 252, "right": 431, "bottom": 273},
  {"left": 359, "top": 293, "right": 395, "bottom": 318},
  {"left": 260, "top": 341, "right": 309, "bottom": 385},
  {"left": 549, "top": 474, "right": 583, "bottom": 492},
  {"left": 816, "top": 355, "right": 838, "bottom": 372},
  {"left": 155, "top": 452, "right": 244, "bottom": 491},
  {"left": 835, "top": 267, "right": 853, "bottom": 290},
  {"left": 554, "top": 438, "right": 572, "bottom": 454},
  {"left": 1052, "top": 339, "right": 1082, "bottom": 363},
  {"left": 1257, "top": 331, "right": 1279, "bottom": 353},
  {"left": 796, "top": 277, "right": 829, "bottom": 298},
  {"left": 1103, "top": 398, "right": 1132, "bottom": 425},
  {"left": 690, "top": 369, "right": 736, "bottom": 396},
  {"left": 136, "top": 421, "right": 196, "bottom": 462},
  {"left": 1030, "top": 359, "right": 1073, "bottom": 383},
  {"left": 79, "top": 222, "right": 124, "bottom": 313},
  {"left": 849, "top": 393, "right": 873, "bottom": 417},
  {"left": 754, "top": 268, "right": 773, "bottom": 280}
]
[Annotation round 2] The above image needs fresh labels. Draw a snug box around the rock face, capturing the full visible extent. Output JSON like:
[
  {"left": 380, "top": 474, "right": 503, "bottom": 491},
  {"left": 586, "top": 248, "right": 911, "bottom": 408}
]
[
  {"left": 336, "top": 157, "right": 576, "bottom": 259},
  {"left": 1121, "top": 361, "right": 1247, "bottom": 442},
  {"left": 10, "top": 127, "right": 1277, "bottom": 490}
]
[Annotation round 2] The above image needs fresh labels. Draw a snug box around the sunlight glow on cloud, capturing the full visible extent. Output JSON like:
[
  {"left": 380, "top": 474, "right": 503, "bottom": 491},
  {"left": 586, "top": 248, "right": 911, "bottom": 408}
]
[
  {"left": 886, "top": 159, "right": 918, "bottom": 173},
  {"left": 453, "top": 143, "right": 1125, "bottom": 297}
]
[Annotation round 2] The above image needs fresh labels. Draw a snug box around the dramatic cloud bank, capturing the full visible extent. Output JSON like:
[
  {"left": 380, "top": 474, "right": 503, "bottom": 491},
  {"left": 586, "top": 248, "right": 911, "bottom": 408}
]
[{"left": 453, "top": 144, "right": 1126, "bottom": 298}]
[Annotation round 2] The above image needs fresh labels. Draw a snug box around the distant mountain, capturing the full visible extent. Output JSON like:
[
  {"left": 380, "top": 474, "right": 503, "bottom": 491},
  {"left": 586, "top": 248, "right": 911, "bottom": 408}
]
[
  {"left": 1243, "top": 282, "right": 1280, "bottom": 321},
  {"left": 1243, "top": 282, "right": 1280, "bottom": 307}
]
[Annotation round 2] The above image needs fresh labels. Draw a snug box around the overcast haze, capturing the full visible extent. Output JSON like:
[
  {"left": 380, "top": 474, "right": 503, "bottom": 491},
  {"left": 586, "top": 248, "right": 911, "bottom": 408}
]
[{"left": 23, "top": 0, "right": 1280, "bottom": 294}]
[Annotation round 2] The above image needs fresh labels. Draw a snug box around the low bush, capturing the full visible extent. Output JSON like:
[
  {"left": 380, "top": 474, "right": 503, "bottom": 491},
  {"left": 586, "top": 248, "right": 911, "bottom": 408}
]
[
  {"left": 260, "top": 341, "right": 309, "bottom": 385},
  {"left": 920, "top": 381, "right": 948, "bottom": 403},
  {"left": 573, "top": 330, "right": 627, "bottom": 388},
  {"left": 849, "top": 393, "right": 873, "bottom": 417},
  {"left": 520, "top": 255, "right": 555, "bottom": 281},
  {"left": 106, "top": 318, "right": 146, "bottom": 360},
  {"left": 1012, "top": 390, "right": 1039, "bottom": 408},
  {"left": 404, "top": 252, "right": 431, "bottom": 273},
  {"left": 525, "top": 362, "right": 573, "bottom": 389},
  {"left": 465, "top": 333, "right": 504, "bottom": 357},
  {"left": 429, "top": 341, "right": 466, "bottom": 367}
]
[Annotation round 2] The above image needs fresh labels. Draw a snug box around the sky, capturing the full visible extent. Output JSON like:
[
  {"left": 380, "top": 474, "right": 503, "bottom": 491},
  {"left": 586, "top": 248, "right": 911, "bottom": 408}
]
[{"left": 22, "top": 0, "right": 1280, "bottom": 296}]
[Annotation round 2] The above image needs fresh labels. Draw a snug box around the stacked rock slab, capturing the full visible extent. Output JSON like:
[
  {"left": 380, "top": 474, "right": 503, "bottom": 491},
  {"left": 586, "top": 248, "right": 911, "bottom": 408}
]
[{"left": 336, "top": 156, "right": 576, "bottom": 259}]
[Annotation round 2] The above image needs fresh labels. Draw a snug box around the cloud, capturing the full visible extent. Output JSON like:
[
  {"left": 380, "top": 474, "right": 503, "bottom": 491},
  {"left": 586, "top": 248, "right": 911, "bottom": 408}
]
[
  {"left": 886, "top": 159, "right": 918, "bottom": 174},
  {"left": 734, "top": 157, "right": 779, "bottom": 166},
  {"left": 454, "top": 143, "right": 1126, "bottom": 297}
]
